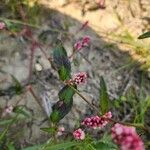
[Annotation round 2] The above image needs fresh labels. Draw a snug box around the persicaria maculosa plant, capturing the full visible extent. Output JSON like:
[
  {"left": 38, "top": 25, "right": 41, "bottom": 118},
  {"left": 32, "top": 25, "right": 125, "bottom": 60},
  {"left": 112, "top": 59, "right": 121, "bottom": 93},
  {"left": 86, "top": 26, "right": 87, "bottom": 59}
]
[
  {"left": 40, "top": 38, "right": 146, "bottom": 150},
  {"left": 0, "top": 20, "right": 147, "bottom": 149}
]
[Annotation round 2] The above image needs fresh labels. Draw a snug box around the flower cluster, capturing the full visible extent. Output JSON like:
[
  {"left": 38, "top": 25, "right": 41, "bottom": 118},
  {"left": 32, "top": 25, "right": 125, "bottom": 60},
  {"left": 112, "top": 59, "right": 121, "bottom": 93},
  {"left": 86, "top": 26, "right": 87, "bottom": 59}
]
[
  {"left": 72, "top": 72, "right": 87, "bottom": 85},
  {"left": 73, "top": 128, "right": 85, "bottom": 140},
  {"left": 0, "top": 22, "right": 6, "bottom": 30},
  {"left": 65, "top": 72, "right": 87, "bottom": 85},
  {"left": 111, "top": 123, "right": 145, "bottom": 150},
  {"left": 81, "top": 111, "right": 112, "bottom": 129},
  {"left": 74, "top": 36, "right": 90, "bottom": 51}
]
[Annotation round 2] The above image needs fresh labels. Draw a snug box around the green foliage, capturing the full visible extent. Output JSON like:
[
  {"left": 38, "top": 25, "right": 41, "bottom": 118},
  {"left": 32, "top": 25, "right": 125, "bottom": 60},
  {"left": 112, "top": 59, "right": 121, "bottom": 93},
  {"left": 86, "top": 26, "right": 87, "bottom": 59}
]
[
  {"left": 4, "top": 20, "right": 23, "bottom": 32},
  {"left": 13, "top": 106, "right": 31, "bottom": 118},
  {"left": 59, "top": 85, "right": 76, "bottom": 104},
  {"left": 40, "top": 127, "right": 56, "bottom": 134},
  {"left": 99, "top": 76, "right": 109, "bottom": 114},
  {"left": 50, "top": 85, "right": 76, "bottom": 123},
  {"left": 50, "top": 98, "right": 73, "bottom": 123},
  {"left": 50, "top": 42, "right": 76, "bottom": 123},
  {"left": 53, "top": 40, "right": 71, "bottom": 81},
  {"left": 11, "top": 75, "right": 23, "bottom": 95},
  {"left": 138, "top": 31, "right": 150, "bottom": 39},
  {"left": 93, "top": 134, "right": 118, "bottom": 150},
  {"left": 6, "top": 142, "right": 16, "bottom": 150},
  {"left": 45, "top": 141, "right": 80, "bottom": 150}
]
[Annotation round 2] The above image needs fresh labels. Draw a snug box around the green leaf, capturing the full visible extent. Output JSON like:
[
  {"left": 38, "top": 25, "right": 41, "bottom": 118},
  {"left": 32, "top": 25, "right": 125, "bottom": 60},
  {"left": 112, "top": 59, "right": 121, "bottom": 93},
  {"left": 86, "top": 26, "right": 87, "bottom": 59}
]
[
  {"left": 93, "top": 134, "right": 118, "bottom": 150},
  {"left": 13, "top": 106, "right": 31, "bottom": 118},
  {"left": 138, "top": 31, "right": 150, "bottom": 39},
  {"left": 40, "top": 127, "right": 56, "bottom": 133},
  {"left": 7, "top": 142, "right": 16, "bottom": 150},
  {"left": 50, "top": 99, "right": 73, "bottom": 123},
  {"left": 45, "top": 141, "right": 80, "bottom": 150},
  {"left": 4, "top": 20, "right": 22, "bottom": 32},
  {"left": 11, "top": 75, "right": 23, "bottom": 95},
  {"left": 58, "top": 66, "right": 70, "bottom": 81},
  {"left": 99, "top": 76, "right": 109, "bottom": 114},
  {"left": 22, "top": 145, "right": 43, "bottom": 150},
  {"left": 59, "top": 85, "right": 76, "bottom": 104},
  {"left": 53, "top": 40, "right": 71, "bottom": 81},
  {"left": 50, "top": 85, "right": 76, "bottom": 123},
  {"left": 0, "top": 119, "right": 14, "bottom": 126},
  {"left": 93, "top": 142, "right": 117, "bottom": 150}
]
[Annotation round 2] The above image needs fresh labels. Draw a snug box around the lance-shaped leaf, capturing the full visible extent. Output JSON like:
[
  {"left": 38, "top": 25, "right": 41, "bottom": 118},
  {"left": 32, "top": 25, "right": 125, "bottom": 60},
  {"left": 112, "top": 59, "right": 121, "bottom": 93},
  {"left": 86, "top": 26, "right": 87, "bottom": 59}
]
[
  {"left": 58, "top": 85, "right": 76, "bottom": 103},
  {"left": 50, "top": 99, "right": 73, "bottom": 123},
  {"left": 4, "top": 20, "right": 22, "bottom": 32},
  {"left": 99, "top": 76, "right": 109, "bottom": 115},
  {"left": 50, "top": 85, "right": 76, "bottom": 123},
  {"left": 40, "top": 127, "right": 56, "bottom": 134},
  {"left": 53, "top": 40, "right": 71, "bottom": 81},
  {"left": 138, "top": 31, "right": 150, "bottom": 39}
]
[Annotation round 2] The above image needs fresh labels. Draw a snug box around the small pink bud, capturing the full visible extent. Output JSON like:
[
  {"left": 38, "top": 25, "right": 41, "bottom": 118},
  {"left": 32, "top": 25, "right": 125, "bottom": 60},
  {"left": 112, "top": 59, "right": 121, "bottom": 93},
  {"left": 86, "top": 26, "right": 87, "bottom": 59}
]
[
  {"left": 74, "top": 35, "right": 90, "bottom": 51},
  {"left": 2, "top": 105, "right": 13, "bottom": 117},
  {"left": 73, "top": 128, "right": 85, "bottom": 140},
  {"left": 57, "top": 126, "right": 65, "bottom": 136},
  {"left": 74, "top": 41, "right": 82, "bottom": 51},
  {"left": 0, "top": 22, "right": 6, "bottom": 30},
  {"left": 82, "top": 36, "right": 90, "bottom": 47}
]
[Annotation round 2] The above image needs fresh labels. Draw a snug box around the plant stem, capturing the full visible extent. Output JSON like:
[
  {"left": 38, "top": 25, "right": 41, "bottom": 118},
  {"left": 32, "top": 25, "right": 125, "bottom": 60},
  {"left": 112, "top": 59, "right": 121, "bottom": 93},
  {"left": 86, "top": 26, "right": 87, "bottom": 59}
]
[
  {"left": 69, "top": 85, "right": 100, "bottom": 113},
  {"left": 27, "top": 85, "right": 47, "bottom": 117},
  {"left": 0, "top": 113, "right": 19, "bottom": 142}
]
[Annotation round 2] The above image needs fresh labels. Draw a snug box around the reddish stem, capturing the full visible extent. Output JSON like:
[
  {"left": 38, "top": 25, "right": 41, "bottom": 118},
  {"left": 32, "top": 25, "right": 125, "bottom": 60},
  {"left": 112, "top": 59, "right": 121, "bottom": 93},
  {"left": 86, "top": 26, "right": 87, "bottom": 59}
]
[{"left": 28, "top": 41, "right": 36, "bottom": 81}]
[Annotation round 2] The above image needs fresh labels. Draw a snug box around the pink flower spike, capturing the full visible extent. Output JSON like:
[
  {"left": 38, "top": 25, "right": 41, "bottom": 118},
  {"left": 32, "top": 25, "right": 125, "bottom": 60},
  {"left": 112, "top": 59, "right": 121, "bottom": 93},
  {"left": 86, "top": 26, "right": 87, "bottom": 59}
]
[
  {"left": 73, "top": 128, "right": 85, "bottom": 140},
  {"left": 74, "top": 41, "right": 82, "bottom": 51},
  {"left": 72, "top": 72, "right": 87, "bottom": 85},
  {"left": 81, "top": 112, "right": 112, "bottom": 129},
  {"left": 111, "top": 123, "right": 145, "bottom": 150},
  {"left": 82, "top": 36, "right": 90, "bottom": 47},
  {"left": 0, "top": 22, "right": 6, "bottom": 30}
]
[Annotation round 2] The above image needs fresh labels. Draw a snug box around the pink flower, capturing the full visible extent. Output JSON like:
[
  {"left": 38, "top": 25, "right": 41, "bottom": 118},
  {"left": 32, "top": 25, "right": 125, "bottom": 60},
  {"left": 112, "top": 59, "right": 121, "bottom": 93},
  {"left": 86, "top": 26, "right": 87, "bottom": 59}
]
[
  {"left": 74, "top": 41, "right": 83, "bottom": 51},
  {"left": 82, "top": 36, "right": 90, "bottom": 46},
  {"left": 73, "top": 128, "right": 85, "bottom": 140},
  {"left": 65, "top": 72, "right": 87, "bottom": 85},
  {"left": 74, "top": 36, "right": 90, "bottom": 51},
  {"left": 72, "top": 72, "right": 87, "bottom": 85},
  {"left": 2, "top": 105, "right": 13, "bottom": 117},
  {"left": 0, "top": 22, "right": 6, "bottom": 30},
  {"left": 111, "top": 124, "right": 145, "bottom": 150},
  {"left": 57, "top": 126, "right": 65, "bottom": 136},
  {"left": 81, "top": 111, "right": 112, "bottom": 129}
]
